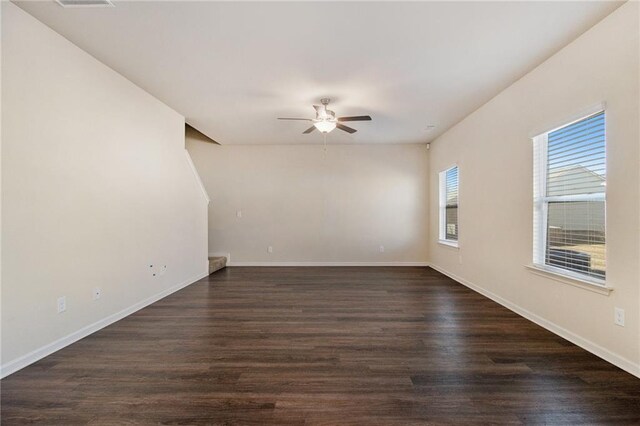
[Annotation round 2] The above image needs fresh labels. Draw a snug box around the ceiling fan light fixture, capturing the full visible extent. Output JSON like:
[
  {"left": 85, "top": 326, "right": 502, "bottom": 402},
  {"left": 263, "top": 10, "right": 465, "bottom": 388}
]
[
  {"left": 278, "top": 99, "right": 370, "bottom": 134},
  {"left": 313, "top": 120, "right": 337, "bottom": 133}
]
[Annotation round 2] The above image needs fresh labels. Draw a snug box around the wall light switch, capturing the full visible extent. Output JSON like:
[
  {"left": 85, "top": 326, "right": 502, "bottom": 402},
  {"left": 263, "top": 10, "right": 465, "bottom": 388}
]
[
  {"left": 236, "top": 210, "right": 242, "bottom": 218},
  {"left": 57, "top": 296, "right": 66, "bottom": 313},
  {"left": 379, "top": 245, "right": 385, "bottom": 253},
  {"left": 614, "top": 307, "right": 625, "bottom": 327},
  {"left": 93, "top": 287, "right": 102, "bottom": 300},
  {"left": 268, "top": 246, "right": 273, "bottom": 253}
]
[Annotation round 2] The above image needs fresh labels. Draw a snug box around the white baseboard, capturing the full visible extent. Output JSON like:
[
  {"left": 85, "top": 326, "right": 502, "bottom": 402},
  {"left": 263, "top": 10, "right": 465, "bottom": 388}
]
[
  {"left": 227, "top": 261, "right": 430, "bottom": 267},
  {"left": 429, "top": 263, "right": 640, "bottom": 379},
  {"left": 10, "top": 263, "right": 633, "bottom": 379},
  {"left": 0, "top": 269, "right": 209, "bottom": 379}
]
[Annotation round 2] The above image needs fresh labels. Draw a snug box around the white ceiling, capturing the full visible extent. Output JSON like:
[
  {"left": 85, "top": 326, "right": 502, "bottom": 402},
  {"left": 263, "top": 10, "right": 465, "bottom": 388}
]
[{"left": 15, "top": 1, "right": 622, "bottom": 145}]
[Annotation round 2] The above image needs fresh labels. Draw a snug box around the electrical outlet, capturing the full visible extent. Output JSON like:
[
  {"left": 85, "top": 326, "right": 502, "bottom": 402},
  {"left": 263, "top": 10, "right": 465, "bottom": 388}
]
[
  {"left": 379, "top": 245, "right": 385, "bottom": 253},
  {"left": 150, "top": 264, "right": 156, "bottom": 277},
  {"left": 57, "top": 296, "right": 66, "bottom": 313},
  {"left": 93, "top": 287, "right": 102, "bottom": 300},
  {"left": 614, "top": 307, "right": 625, "bottom": 327},
  {"left": 236, "top": 210, "right": 242, "bottom": 218},
  {"left": 268, "top": 246, "right": 273, "bottom": 253}
]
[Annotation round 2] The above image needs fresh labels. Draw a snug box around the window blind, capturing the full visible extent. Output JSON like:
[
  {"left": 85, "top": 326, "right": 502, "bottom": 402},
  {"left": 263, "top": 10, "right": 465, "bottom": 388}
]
[
  {"left": 543, "top": 112, "right": 606, "bottom": 280},
  {"left": 444, "top": 166, "right": 458, "bottom": 241}
]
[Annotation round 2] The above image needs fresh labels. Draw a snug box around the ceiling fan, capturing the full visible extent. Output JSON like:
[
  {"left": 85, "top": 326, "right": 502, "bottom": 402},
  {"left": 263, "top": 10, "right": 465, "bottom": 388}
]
[{"left": 278, "top": 98, "right": 371, "bottom": 134}]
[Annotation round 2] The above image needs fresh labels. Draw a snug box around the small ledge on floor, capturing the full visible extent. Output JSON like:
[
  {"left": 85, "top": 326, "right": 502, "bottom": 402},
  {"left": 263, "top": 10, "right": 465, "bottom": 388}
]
[{"left": 525, "top": 264, "right": 613, "bottom": 296}]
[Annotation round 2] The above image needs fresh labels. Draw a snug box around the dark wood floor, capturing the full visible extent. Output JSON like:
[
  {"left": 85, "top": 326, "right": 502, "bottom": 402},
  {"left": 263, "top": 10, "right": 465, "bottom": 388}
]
[{"left": 2, "top": 267, "right": 639, "bottom": 424}]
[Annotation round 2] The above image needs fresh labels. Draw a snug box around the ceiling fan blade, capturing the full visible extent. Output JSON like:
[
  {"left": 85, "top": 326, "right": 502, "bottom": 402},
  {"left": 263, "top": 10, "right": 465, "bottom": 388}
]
[
  {"left": 336, "top": 123, "right": 357, "bottom": 134},
  {"left": 337, "top": 115, "right": 372, "bottom": 122},
  {"left": 278, "top": 118, "right": 312, "bottom": 121},
  {"left": 303, "top": 126, "right": 317, "bottom": 134}
]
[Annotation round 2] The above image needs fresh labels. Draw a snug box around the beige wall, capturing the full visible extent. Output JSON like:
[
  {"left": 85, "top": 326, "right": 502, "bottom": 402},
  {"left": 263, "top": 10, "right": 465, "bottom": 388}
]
[
  {"left": 186, "top": 142, "right": 429, "bottom": 264},
  {"left": 2, "top": 0, "right": 637, "bottom": 380},
  {"left": 1, "top": 3, "right": 208, "bottom": 376},
  {"left": 428, "top": 2, "right": 639, "bottom": 375}
]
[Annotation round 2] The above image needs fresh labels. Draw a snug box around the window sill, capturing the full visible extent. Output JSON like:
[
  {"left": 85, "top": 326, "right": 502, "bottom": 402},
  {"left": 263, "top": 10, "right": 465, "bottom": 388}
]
[
  {"left": 525, "top": 264, "right": 613, "bottom": 296},
  {"left": 438, "top": 240, "right": 459, "bottom": 249}
]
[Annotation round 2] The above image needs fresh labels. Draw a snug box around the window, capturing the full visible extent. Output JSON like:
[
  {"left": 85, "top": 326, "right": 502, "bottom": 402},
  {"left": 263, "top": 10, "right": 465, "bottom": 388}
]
[
  {"left": 533, "top": 111, "right": 606, "bottom": 284},
  {"left": 439, "top": 166, "right": 459, "bottom": 245}
]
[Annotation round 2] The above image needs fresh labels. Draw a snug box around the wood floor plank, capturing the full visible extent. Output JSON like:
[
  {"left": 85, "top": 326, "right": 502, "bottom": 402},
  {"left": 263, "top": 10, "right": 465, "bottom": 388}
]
[{"left": 2, "top": 267, "right": 639, "bottom": 424}]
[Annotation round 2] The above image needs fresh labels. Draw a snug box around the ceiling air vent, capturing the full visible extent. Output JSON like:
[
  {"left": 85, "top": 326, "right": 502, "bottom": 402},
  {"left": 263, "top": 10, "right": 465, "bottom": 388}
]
[{"left": 55, "top": 0, "right": 114, "bottom": 7}]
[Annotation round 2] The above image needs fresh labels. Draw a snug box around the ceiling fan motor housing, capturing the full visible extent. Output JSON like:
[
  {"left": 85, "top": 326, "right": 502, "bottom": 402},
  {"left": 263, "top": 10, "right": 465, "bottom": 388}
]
[{"left": 277, "top": 98, "right": 371, "bottom": 134}]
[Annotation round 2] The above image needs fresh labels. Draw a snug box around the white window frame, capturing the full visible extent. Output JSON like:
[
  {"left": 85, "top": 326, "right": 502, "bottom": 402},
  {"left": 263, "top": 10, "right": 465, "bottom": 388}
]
[
  {"left": 532, "top": 109, "right": 606, "bottom": 287},
  {"left": 438, "top": 165, "right": 459, "bottom": 248}
]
